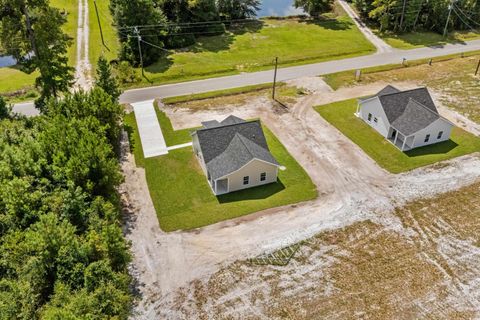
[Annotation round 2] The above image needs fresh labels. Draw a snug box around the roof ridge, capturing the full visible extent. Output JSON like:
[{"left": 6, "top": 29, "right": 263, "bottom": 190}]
[
  {"left": 407, "top": 97, "right": 439, "bottom": 116},
  {"left": 197, "top": 119, "right": 260, "bottom": 132},
  {"left": 379, "top": 86, "right": 428, "bottom": 99},
  {"left": 206, "top": 133, "right": 250, "bottom": 166}
]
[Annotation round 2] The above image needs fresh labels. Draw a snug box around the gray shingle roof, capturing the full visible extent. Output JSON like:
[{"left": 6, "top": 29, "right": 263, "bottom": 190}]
[
  {"left": 358, "top": 85, "right": 400, "bottom": 102},
  {"left": 195, "top": 116, "right": 279, "bottom": 180},
  {"left": 206, "top": 133, "right": 279, "bottom": 180},
  {"left": 201, "top": 120, "right": 221, "bottom": 128},
  {"left": 391, "top": 98, "right": 440, "bottom": 135},
  {"left": 379, "top": 87, "right": 438, "bottom": 123}
]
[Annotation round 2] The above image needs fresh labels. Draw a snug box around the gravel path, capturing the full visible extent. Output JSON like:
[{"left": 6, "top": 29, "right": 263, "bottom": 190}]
[
  {"left": 73, "top": 0, "right": 93, "bottom": 91},
  {"left": 337, "top": 0, "right": 394, "bottom": 54}
]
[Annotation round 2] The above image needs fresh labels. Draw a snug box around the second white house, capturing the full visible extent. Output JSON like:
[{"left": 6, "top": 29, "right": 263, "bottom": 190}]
[{"left": 356, "top": 86, "right": 454, "bottom": 151}]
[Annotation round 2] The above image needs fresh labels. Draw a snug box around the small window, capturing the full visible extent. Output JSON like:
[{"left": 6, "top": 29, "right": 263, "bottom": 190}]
[
  {"left": 424, "top": 134, "right": 430, "bottom": 143},
  {"left": 437, "top": 131, "right": 444, "bottom": 139},
  {"left": 368, "top": 113, "right": 372, "bottom": 121},
  {"left": 260, "top": 172, "right": 266, "bottom": 181},
  {"left": 243, "top": 176, "right": 249, "bottom": 185},
  {"left": 374, "top": 117, "right": 378, "bottom": 123}
]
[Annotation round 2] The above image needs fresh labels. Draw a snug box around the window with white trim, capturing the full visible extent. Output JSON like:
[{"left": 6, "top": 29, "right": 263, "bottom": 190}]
[
  {"left": 437, "top": 131, "right": 444, "bottom": 139},
  {"left": 424, "top": 134, "right": 430, "bottom": 143},
  {"left": 368, "top": 113, "right": 372, "bottom": 121},
  {"left": 260, "top": 172, "right": 266, "bottom": 181},
  {"left": 243, "top": 176, "right": 249, "bottom": 185},
  {"left": 374, "top": 117, "right": 378, "bottom": 123}
]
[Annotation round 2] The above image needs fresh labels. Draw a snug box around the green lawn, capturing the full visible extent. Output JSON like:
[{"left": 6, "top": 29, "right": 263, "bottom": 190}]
[
  {"left": 315, "top": 99, "right": 480, "bottom": 173},
  {"left": 377, "top": 30, "right": 480, "bottom": 50},
  {"left": 0, "top": 0, "right": 78, "bottom": 100},
  {"left": 124, "top": 109, "right": 317, "bottom": 231},
  {"left": 88, "top": 0, "right": 119, "bottom": 68},
  {"left": 127, "top": 16, "right": 375, "bottom": 87}
]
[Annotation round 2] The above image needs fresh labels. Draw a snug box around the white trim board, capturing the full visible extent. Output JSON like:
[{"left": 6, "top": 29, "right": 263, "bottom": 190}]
[{"left": 131, "top": 100, "right": 168, "bottom": 158}]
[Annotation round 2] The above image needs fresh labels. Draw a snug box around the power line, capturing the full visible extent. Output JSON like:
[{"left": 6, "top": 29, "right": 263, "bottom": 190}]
[
  {"left": 453, "top": 4, "right": 480, "bottom": 27},
  {"left": 452, "top": 6, "right": 478, "bottom": 31}
]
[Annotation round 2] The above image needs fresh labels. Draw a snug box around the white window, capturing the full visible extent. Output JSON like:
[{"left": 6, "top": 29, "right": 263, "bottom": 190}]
[
  {"left": 260, "top": 172, "right": 266, "bottom": 181},
  {"left": 368, "top": 113, "right": 372, "bottom": 121},
  {"left": 437, "top": 131, "right": 444, "bottom": 139},
  {"left": 243, "top": 176, "right": 249, "bottom": 185},
  {"left": 424, "top": 134, "right": 430, "bottom": 143}
]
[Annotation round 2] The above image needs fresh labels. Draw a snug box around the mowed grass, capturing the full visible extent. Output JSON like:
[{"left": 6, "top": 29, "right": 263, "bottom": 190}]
[
  {"left": 377, "top": 30, "right": 480, "bottom": 50},
  {"left": 315, "top": 99, "right": 480, "bottom": 173},
  {"left": 124, "top": 110, "right": 317, "bottom": 231},
  {"left": 88, "top": 0, "right": 119, "bottom": 67},
  {"left": 0, "top": 0, "right": 78, "bottom": 99},
  {"left": 129, "top": 16, "right": 375, "bottom": 87}
]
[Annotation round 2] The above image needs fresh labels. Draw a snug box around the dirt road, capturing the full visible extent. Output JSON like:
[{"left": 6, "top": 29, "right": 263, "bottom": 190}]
[
  {"left": 121, "top": 81, "right": 480, "bottom": 319},
  {"left": 73, "top": 0, "right": 93, "bottom": 91}
]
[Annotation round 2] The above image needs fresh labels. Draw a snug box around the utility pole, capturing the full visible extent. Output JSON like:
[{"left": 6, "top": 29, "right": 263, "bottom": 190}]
[
  {"left": 475, "top": 59, "right": 480, "bottom": 76},
  {"left": 399, "top": 0, "right": 408, "bottom": 30},
  {"left": 443, "top": 0, "right": 454, "bottom": 38},
  {"left": 134, "top": 27, "right": 145, "bottom": 78},
  {"left": 272, "top": 57, "right": 278, "bottom": 100},
  {"left": 93, "top": 0, "right": 109, "bottom": 51}
]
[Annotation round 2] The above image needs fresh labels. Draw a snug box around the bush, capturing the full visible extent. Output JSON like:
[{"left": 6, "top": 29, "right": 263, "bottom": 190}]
[{"left": 115, "top": 61, "right": 141, "bottom": 84}]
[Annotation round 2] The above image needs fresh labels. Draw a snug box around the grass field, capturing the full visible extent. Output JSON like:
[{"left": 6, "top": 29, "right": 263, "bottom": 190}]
[
  {"left": 126, "top": 13, "right": 375, "bottom": 87},
  {"left": 377, "top": 30, "right": 480, "bottom": 50},
  {"left": 88, "top": 0, "right": 119, "bottom": 68},
  {"left": 315, "top": 99, "right": 480, "bottom": 173},
  {"left": 0, "top": 0, "right": 78, "bottom": 101},
  {"left": 124, "top": 109, "right": 317, "bottom": 231}
]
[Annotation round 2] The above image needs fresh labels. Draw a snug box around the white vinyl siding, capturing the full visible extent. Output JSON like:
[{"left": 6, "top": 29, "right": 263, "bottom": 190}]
[
  {"left": 358, "top": 98, "right": 390, "bottom": 137},
  {"left": 223, "top": 159, "right": 278, "bottom": 193},
  {"left": 411, "top": 119, "right": 453, "bottom": 149}
]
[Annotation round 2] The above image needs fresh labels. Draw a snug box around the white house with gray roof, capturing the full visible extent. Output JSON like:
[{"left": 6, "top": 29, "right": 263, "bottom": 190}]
[
  {"left": 191, "top": 115, "right": 280, "bottom": 195},
  {"left": 356, "top": 86, "right": 454, "bottom": 151}
]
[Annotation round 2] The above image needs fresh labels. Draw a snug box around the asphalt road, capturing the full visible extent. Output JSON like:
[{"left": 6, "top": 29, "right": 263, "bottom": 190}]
[{"left": 12, "top": 39, "right": 480, "bottom": 115}]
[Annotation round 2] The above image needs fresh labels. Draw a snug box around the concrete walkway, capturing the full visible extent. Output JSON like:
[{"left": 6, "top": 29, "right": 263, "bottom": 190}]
[
  {"left": 131, "top": 100, "right": 168, "bottom": 158},
  {"left": 131, "top": 100, "right": 193, "bottom": 158}
]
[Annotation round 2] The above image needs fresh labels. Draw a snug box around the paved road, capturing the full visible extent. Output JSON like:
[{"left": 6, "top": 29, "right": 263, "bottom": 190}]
[{"left": 12, "top": 39, "right": 480, "bottom": 114}]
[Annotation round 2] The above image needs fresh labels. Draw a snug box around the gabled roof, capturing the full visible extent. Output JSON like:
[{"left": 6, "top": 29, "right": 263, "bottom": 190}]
[
  {"left": 195, "top": 116, "right": 279, "bottom": 180},
  {"left": 358, "top": 85, "right": 400, "bottom": 102},
  {"left": 201, "top": 115, "right": 246, "bottom": 129},
  {"left": 391, "top": 98, "right": 440, "bottom": 135},
  {"left": 207, "top": 133, "right": 279, "bottom": 180},
  {"left": 378, "top": 87, "right": 438, "bottom": 123}
]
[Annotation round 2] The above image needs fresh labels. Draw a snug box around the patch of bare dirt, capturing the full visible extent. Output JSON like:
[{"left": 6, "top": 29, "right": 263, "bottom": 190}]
[{"left": 157, "top": 182, "right": 480, "bottom": 319}]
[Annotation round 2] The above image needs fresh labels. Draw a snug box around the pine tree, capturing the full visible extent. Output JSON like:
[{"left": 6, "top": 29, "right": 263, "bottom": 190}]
[{"left": 95, "top": 56, "right": 122, "bottom": 102}]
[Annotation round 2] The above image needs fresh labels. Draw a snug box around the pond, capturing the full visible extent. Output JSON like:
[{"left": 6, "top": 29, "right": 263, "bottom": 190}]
[
  {"left": 0, "top": 55, "right": 16, "bottom": 68},
  {"left": 257, "top": 0, "right": 305, "bottom": 17}
]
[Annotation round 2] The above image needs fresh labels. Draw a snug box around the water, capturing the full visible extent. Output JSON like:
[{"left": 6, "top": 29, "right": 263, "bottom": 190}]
[
  {"left": 257, "top": 0, "right": 304, "bottom": 17},
  {"left": 0, "top": 55, "right": 16, "bottom": 68}
]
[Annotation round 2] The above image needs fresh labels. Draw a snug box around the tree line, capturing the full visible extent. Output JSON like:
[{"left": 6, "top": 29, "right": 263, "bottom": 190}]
[
  {"left": 0, "top": 57, "right": 131, "bottom": 318},
  {"left": 352, "top": 0, "right": 480, "bottom": 33}
]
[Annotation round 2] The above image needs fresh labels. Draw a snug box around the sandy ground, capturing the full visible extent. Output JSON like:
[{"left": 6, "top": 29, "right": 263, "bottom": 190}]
[
  {"left": 121, "top": 78, "right": 480, "bottom": 319},
  {"left": 73, "top": 0, "right": 93, "bottom": 91}
]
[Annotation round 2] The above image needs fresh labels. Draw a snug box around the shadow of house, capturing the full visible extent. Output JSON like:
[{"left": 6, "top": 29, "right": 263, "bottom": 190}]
[
  {"left": 217, "top": 178, "right": 286, "bottom": 203},
  {"left": 405, "top": 139, "right": 459, "bottom": 157}
]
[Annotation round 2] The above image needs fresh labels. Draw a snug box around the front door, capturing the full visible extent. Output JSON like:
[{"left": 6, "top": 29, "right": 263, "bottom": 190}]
[{"left": 391, "top": 129, "right": 397, "bottom": 139}]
